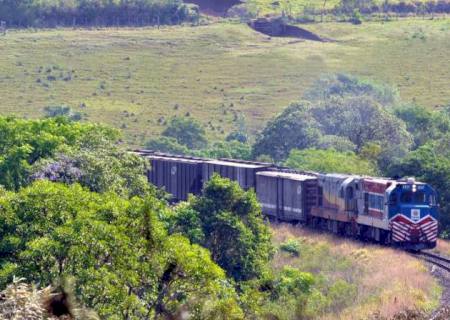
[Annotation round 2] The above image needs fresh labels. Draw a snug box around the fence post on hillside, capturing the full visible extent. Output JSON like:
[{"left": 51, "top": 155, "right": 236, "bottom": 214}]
[{"left": 0, "top": 21, "right": 6, "bottom": 36}]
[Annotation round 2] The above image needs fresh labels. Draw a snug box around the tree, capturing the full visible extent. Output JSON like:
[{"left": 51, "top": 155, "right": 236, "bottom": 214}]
[
  {"left": 0, "top": 116, "right": 118, "bottom": 191},
  {"left": 311, "top": 96, "right": 412, "bottom": 169},
  {"left": 169, "top": 175, "right": 273, "bottom": 282},
  {"left": 316, "top": 135, "right": 356, "bottom": 153},
  {"left": 303, "top": 73, "right": 399, "bottom": 107},
  {"left": 0, "top": 0, "right": 198, "bottom": 28},
  {"left": 162, "top": 117, "right": 207, "bottom": 149},
  {"left": 226, "top": 131, "right": 248, "bottom": 143},
  {"left": 252, "top": 95, "right": 412, "bottom": 168},
  {"left": 394, "top": 104, "right": 450, "bottom": 148},
  {"left": 31, "top": 149, "right": 152, "bottom": 198},
  {"left": 0, "top": 181, "right": 243, "bottom": 319},
  {"left": 145, "top": 136, "right": 189, "bottom": 155},
  {"left": 0, "top": 116, "right": 149, "bottom": 198},
  {"left": 252, "top": 102, "right": 322, "bottom": 162},
  {"left": 285, "top": 148, "right": 378, "bottom": 175}
]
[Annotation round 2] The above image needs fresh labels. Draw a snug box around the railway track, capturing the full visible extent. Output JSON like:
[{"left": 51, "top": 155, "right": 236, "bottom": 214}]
[{"left": 414, "top": 251, "right": 450, "bottom": 273}]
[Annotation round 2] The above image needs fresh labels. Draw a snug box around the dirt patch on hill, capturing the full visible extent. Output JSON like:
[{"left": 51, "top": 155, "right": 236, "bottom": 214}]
[
  {"left": 248, "top": 17, "right": 328, "bottom": 42},
  {"left": 184, "top": 0, "right": 242, "bottom": 16}
]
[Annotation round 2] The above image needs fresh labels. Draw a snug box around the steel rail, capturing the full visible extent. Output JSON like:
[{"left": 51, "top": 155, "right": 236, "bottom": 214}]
[{"left": 414, "top": 252, "right": 450, "bottom": 273}]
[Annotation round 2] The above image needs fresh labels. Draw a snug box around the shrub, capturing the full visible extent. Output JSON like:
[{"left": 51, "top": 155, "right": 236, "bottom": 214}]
[
  {"left": 280, "top": 239, "right": 301, "bottom": 256},
  {"left": 285, "top": 148, "right": 378, "bottom": 175},
  {"left": 43, "top": 105, "right": 83, "bottom": 121}
]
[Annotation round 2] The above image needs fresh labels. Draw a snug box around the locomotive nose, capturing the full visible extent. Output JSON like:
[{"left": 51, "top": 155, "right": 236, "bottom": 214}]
[{"left": 399, "top": 205, "right": 429, "bottom": 221}]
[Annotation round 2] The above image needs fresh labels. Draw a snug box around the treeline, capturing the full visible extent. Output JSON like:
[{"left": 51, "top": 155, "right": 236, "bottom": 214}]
[
  {"left": 232, "top": 0, "right": 450, "bottom": 23},
  {"left": 335, "top": 0, "right": 450, "bottom": 15},
  {"left": 0, "top": 0, "right": 199, "bottom": 28}
]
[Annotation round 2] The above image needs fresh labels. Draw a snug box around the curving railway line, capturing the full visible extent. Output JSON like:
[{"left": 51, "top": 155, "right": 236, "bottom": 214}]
[{"left": 414, "top": 251, "right": 450, "bottom": 273}]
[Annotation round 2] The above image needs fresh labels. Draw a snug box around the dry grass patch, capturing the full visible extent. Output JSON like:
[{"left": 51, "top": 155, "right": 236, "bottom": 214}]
[
  {"left": 271, "top": 223, "right": 441, "bottom": 319},
  {"left": 432, "top": 239, "right": 450, "bottom": 257}
]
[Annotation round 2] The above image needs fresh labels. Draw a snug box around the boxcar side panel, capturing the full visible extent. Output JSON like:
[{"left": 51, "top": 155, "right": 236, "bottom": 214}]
[{"left": 256, "top": 174, "right": 278, "bottom": 218}]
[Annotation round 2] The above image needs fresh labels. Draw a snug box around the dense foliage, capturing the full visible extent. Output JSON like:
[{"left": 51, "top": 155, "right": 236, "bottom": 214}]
[
  {"left": 0, "top": 117, "right": 246, "bottom": 319},
  {"left": 0, "top": 0, "right": 199, "bottom": 28},
  {"left": 0, "top": 181, "right": 243, "bottom": 319}
]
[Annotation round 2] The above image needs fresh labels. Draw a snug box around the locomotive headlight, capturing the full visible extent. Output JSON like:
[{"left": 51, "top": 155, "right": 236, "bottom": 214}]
[{"left": 412, "top": 184, "right": 417, "bottom": 192}]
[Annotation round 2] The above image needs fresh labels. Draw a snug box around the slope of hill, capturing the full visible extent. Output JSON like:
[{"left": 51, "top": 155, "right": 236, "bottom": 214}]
[{"left": 0, "top": 19, "right": 448, "bottom": 145}]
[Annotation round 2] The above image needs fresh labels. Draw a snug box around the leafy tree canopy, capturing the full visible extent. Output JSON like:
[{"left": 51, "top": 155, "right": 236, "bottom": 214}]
[
  {"left": 0, "top": 116, "right": 150, "bottom": 198},
  {"left": 168, "top": 175, "right": 273, "bottom": 282},
  {"left": 0, "top": 116, "right": 118, "bottom": 191},
  {"left": 162, "top": 117, "right": 207, "bottom": 150},
  {"left": 252, "top": 96, "right": 411, "bottom": 167},
  {"left": 145, "top": 136, "right": 190, "bottom": 155},
  {"left": 304, "top": 73, "right": 399, "bottom": 107},
  {"left": 252, "top": 102, "right": 322, "bottom": 162}
]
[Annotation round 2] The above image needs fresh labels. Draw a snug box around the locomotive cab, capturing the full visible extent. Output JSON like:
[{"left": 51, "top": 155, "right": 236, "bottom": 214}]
[{"left": 387, "top": 179, "right": 438, "bottom": 250}]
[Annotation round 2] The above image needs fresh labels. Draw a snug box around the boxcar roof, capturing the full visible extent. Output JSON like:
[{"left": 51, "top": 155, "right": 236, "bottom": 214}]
[
  {"left": 205, "top": 159, "right": 269, "bottom": 169},
  {"left": 320, "top": 173, "right": 352, "bottom": 179},
  {"left": 257, "top": 171, "right": 316, "bottom": 181},
  {"left": 145, "top": 155, "right": 204, "bottom": 164}
]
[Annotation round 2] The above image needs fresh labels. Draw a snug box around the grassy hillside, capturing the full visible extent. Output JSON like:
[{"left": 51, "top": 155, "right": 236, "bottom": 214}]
[
  {"left": 0, "top": 19, "right": 449, "bottom": 145},
  {"left": 271, "top": 224, "right": 441, "bottom": 319}
]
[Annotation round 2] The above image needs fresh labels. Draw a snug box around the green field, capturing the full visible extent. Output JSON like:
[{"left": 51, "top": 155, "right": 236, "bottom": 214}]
[{"left": 0, "top": 19, "right": 449, "bottom": 145}]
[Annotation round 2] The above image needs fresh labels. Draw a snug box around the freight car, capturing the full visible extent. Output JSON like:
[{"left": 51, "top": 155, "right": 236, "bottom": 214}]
[{"left": 136, "top": 150, "right": 439, "bottom": 251}]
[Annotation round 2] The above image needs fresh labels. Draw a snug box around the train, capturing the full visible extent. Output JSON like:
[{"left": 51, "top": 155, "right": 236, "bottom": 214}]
[{"left": 136, "top": 150, "right": 439, "bottom": 251}]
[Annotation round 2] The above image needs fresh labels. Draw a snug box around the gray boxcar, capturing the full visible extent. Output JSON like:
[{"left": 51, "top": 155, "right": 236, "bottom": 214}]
[
  {"left": 146, "top": 155, "right": 204, "bottom": 201},
  {"left": 202, "top": 159, "right": 271, "bottom": 190},
  {"left": 256, "top": 171, "right": 317, "bottom": 222}
]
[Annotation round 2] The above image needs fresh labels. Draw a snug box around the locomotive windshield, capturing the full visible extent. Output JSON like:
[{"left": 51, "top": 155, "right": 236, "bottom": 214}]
[
  {"left": 397, "top": 187, "right": 436, "bottom": 205},
  {"left": 400, "top": 191, "right": 426, "bottom": 204}
]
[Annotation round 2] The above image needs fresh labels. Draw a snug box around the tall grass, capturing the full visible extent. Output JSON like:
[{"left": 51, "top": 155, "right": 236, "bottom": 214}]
[
  {"left": 433, "top": 239, "right": 450, "bottom": 257},
  {"left": 271, "top": 224, "right": 441, "bottom": 319}
]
